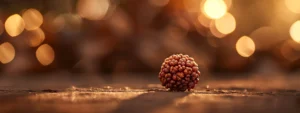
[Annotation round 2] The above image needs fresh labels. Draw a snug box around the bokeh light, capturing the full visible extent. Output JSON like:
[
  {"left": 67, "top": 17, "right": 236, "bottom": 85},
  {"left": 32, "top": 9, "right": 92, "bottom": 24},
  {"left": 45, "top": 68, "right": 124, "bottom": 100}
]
[
  {"left": 36, "top": 44, "right": 55, "bottom": 66},
  {"left": 203, "top": 0, "right": 227, "bottom": 19},
  {"left": 25, "top": 28, "right": 45, "bottom": 47},
  {"left": 149, "top": 0, "right": 169, "bottom": 7},
  {"left": 280, "top": 40, "right": 300, "bottom": 62},
  {"left": 77, "top": 0, "right": 110, "bottom": 20},
  {"left": 0, "top": 20, "right": 4, "bottom": 35},
  {"left": 43, "top": 12, "right": 67, "bottom": 33},
  {"left": 43, "top": 13, "right": 72, "bottom": 33},
  {"left": 209, "top": 21, "right": 226, "bottom": 38},
  {"left": 215, "top": 13, "right": 236, "bottom": 35},
  {"left": 59, "top": 14, "right": 82, "bottom": 33},
  {"left": 289, "top": 20, "right": 300, "bottom": 43},
  {"left": 236, "top": 36, "right": 255, "bottom": 57},
  {"left": 54, "top": 16, "right": 65, "bottom": 33},
  {"left": 5, "top": 14, "right": 25, "bottom": 37},
  {"left": 22, "top": 8, "right": 43, "bottom": 30},
  {"left": 250, "top": 27, "right": 283, "bottom": 50},
  {"left": 285, "top": 0, "right": 300, "bottom": 14},
  {"left": 0, "top": 42, "right": 15, "bottom": 64},
  {"left": 108, "top": 9, "right": 132, "bottom": 37},
  {"left": 44, "top": 13, "right": 82, "bottom": 34},
  {"left": 198, "top": 14, "right": 212, "bottom": 28}
]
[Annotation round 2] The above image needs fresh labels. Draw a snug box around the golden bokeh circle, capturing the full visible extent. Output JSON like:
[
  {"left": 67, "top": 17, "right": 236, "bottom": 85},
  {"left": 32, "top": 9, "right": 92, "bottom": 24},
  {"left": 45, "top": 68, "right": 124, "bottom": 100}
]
[
  {"left": 290, "top": 20, "right": 300, "bottom": 43},
  {"left": 22, "top": 8, "right": 43, "bottom": 30},
  {"left": 25, "top": 28, "right": 45, "bottom": 47},
  {"left": 285, "top": 0, "right": 300, "bottom": 14},
  {"left": 203, "top": 0, "right": 227, "bottom": 19},
  {"left": 0, "top": 42, "right": 15, "bottom": 64},
  {"left": 5, "top": 14, "right": 25, "bottom": 37},
  {"left": 215, "top": 13, "right": 236, "bottom": 35},
  {"left": 209, "top": 21, "right": 226, "bottom": 38},
  {"left": 36, "top": 44, "right": 55, "bottom": 66},
  {"left": 198, "top": 14, "right": 211, "bottom": 28},
  {"left": 236, "top": 36, "right": 256, "bottom": 57},
  {"left": 77, "top": 0, "right": 110, "bottom": 20}
]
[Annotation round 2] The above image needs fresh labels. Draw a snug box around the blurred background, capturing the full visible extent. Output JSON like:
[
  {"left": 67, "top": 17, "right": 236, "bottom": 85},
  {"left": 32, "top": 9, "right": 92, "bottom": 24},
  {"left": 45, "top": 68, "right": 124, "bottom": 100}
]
[{"left": 0, "top": 0, "right": 300, "bottom": 76}]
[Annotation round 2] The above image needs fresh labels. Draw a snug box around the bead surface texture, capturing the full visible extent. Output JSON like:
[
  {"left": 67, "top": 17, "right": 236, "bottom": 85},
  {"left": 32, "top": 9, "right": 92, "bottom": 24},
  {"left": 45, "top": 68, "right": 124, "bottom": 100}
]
[{"left": 159, "top": 54, "right": 200, "bottom": 92}]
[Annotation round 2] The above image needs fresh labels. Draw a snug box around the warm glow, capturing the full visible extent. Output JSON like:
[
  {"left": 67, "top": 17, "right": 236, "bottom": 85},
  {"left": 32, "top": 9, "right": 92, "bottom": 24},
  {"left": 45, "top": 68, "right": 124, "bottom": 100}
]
[
  {"left": 59, "top": 14, "right": 82, "bottom": 33},
  {"left": 224, "top": 0, "right": 232, "bottom": 9},
  {"left": 184, "top": 0, "right": 201, "bottom": 13},
  {"left": 288, "top": 39, "right": 300, "bottom": 51},
  {"left": 290, "top": 20, "right": 300, "bottom": 43},
  {"left": 198, "top": 14, "right": 211, "bottom": 28},
  {"left": 0, "top": 42, "right": 15, "bottom": 64},
  {"left": 149, "top": 0, "right": 169, "bottom": 7},
  {"left": 215, "top": 13, "right": 236, "bottom": 34},
  {"left": 77, "top": 0, "right": 110, "bottom": 20},
  {"left": 206, "top": 37, "right": 218, "bottom": 47},
  {"left": 108, "top": 10, "right": 132, "bottom": 37},
  {"left": 25, "top": 28, "right": 45, "bottom": 47},
  {"left": 44, "top": 14, "right": 82, "bottom": 33},
  {"left": 280, "top": 40, "right": 300, "bottom": 62},
  {"left": 22, "top": 8, "right": 43, "bottom": 30},
  {"left": 249, "top": 27, "right": 283, "bottom": 50},
  {"left": 209, "top": 22, "right": 226, "bottom": 38},
  {"left": 203, "top": 0, "right": 227, "bottom": 19},
  {"left": 0, "top": 20, "right": 4, "bottom": 35},
  {"left": 36, "top": 44, "right": 55, "bottom": 66},
  {"left": 5, "top": 14, "right": 25, "bottom": 37},
  {"left": 52, "top": 14, "right": 66, "bottom": 33},
  {"left": 236, "top": 36, "right": 255, "bottom": 57},
  {"left": 285, "top": 0, "right": 300, "bottom": 14},
  {"left": 43, "top": 12, "right": 64, "bottom": 33}
]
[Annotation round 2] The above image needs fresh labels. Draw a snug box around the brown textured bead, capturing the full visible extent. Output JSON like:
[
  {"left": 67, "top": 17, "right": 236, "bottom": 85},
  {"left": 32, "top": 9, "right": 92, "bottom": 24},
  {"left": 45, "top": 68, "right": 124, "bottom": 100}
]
[
  {"left": 172, "top": 75, "right": 177, "bottom": 80},
  {"left": 159, "top": 54, "right": 201, "bottom": 92},
  {"left": 170, "top": 80, "right": 175, "bottom": 84},
  {"left": 177, "top": 77, "right": 181, "bottom": 81},
  {"left": 177, "top": 72, "right": 184, "bottom": 78}
]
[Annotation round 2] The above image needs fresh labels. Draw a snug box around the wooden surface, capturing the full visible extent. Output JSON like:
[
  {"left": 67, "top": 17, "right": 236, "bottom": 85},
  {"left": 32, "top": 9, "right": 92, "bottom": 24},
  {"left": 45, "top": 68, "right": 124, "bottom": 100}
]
[{"left": 0, "top": 73, "right": 300, "bottom": 113}]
